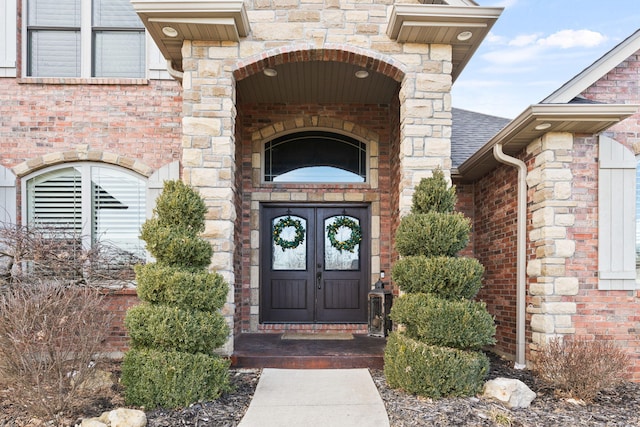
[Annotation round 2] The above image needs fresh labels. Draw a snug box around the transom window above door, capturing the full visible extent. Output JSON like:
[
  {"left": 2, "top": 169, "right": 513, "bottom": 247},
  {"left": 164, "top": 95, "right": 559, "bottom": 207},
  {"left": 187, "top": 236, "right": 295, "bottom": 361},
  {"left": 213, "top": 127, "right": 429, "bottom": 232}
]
[{"left": 264, "top": 131, "right": 367, "bottom": 183}]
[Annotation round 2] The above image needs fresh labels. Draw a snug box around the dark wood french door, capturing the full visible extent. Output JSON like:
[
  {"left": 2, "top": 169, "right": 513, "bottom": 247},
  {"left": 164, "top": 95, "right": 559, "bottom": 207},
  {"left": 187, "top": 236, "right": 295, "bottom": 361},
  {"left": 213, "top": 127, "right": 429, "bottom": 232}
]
[{"left": 261, "top": 205, "right": 370, "bottom": 323}]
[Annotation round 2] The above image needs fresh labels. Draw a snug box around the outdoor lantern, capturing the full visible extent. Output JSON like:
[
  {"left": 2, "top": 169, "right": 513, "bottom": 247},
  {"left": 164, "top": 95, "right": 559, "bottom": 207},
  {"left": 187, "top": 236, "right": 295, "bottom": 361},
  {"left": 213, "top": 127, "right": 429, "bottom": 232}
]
[{"left": 368, "top": 271, "right": 393, "bottom": 337}]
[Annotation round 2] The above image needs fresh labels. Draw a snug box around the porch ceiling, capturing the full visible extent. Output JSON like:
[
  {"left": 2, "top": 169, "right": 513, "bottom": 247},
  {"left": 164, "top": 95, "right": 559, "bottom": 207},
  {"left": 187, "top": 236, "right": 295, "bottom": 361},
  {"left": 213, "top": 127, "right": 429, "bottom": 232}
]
[
  {"left": 236, "top": 61, "right": 400, "bottom": 104},
  {"left": 456, "top": 104, "right": 640, "bottom": 182}
]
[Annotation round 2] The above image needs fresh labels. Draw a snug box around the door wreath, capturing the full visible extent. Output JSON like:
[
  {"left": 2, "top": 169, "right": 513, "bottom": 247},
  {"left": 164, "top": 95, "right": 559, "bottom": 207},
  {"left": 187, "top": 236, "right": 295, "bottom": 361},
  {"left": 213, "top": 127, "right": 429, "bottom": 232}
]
[
  {"left": 326, "top": 216, "right": 362, "bottom": 253},
  {"left": 273, "top": 216, "right": 305, "bottom": 251}
]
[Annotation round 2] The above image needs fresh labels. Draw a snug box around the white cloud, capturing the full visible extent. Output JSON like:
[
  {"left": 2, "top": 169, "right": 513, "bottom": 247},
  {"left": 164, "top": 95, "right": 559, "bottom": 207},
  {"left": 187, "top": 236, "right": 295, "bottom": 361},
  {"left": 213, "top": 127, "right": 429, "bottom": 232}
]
[
  {"left": 508, "top": 33, "right": 541, "bottom": 47},
  {"left": 537, "top": 29, "right": 607, "bottom": 49},
  {"left": 485, "top": 32, "right": 507, "bottom": 45}
]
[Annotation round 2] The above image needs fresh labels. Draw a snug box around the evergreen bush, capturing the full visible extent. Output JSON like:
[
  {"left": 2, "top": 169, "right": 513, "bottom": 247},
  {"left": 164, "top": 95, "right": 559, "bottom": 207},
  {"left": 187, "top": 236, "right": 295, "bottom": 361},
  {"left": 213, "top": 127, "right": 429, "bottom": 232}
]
[
  {"left": 125, "top": 303, "right": 228, "bottom": 353},
  {"left": 395, "top": 212, "right": 470, "bottom": 258},
  {"left": 384, "top": 333, "right": 490, "bottom": 398},
  {"left": 411, "top": 169, "right": 456, "bottom": 214},
  {"left": 135, "top": 263, "right": 227, "bottom": 312},
  {"left": 390, "top": 294, "right": 496, "bottom": 350},
  {"left": 391, "top": 255, "right": 484, "bottom": 299},
  {"left": 385, "top": 170, "right": 495, "bottom": 398},
  {"left": 122, "top": 180, "right": 230, "bottom": 408},
  {"left": 122, "top": 348, "right": 230, "bottom": 409}
]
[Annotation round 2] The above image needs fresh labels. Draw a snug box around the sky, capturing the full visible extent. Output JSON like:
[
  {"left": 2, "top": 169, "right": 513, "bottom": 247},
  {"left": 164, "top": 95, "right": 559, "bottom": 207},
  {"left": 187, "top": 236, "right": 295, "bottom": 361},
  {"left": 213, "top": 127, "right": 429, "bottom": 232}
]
[{"left": 452, "top": 0, "right": 640, "bottom": 119}]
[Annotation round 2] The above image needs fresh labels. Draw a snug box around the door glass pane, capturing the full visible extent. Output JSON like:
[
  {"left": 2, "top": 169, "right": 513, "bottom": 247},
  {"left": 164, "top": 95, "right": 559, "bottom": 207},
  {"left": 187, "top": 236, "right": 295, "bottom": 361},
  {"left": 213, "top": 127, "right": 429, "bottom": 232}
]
[
  {"left": 272, "top": 215, "right": 306, "bottom": 270},
  {"left": 325, "top": 216, "right": 360, "bottom": 270}
]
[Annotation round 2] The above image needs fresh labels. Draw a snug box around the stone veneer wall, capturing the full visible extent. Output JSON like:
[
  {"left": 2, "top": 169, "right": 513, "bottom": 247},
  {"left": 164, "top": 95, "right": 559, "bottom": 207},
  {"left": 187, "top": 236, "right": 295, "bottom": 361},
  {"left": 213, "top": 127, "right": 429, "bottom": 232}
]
[
  {"left": 525, "top": 133, "right": 580, "bottom": 357},
  {"left": 179, "top": 0, "right": 454, "bottom": 349}
]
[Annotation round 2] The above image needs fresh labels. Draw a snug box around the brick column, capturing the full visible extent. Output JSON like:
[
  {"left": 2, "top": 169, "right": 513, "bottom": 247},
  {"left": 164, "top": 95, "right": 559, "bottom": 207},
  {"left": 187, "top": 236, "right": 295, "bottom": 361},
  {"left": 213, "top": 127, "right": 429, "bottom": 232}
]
[
  {"left": 526, "top": 132, "right": 579, "bottom": 353},
  {"left": 181, "top": 40, "right": 239, "bottom": 355},
  {"left": 398, "top": 44, "right": 452, "bottom": 214}
]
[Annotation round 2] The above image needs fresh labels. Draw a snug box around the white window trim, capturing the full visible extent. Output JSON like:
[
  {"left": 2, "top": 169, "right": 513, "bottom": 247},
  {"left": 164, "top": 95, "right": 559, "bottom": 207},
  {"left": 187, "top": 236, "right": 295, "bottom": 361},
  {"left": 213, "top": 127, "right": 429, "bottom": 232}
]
[
  {"left": 1, "top": 0, "right": 17, "bottom": 77},
  {"left": 22, "top": 0, "right": 157, "bottom": 79},
  {"left": 21, "top": 162, "right": 147, "bottom": 250}
]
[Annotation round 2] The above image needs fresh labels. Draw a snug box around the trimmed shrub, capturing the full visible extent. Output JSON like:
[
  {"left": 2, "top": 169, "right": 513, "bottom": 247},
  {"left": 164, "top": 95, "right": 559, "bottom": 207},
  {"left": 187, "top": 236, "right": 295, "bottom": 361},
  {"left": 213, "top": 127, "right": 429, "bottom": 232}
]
[
  {"left": 391, "top": 255, "right": 484, "bottom": 298},
  {"left": 384, "top": 332, "right": 489, "bottom": 398},
  {"left": 535, "top": 338, "right": 630, "bottom": 402},
  {"left": 412, "top": 169, "right": 456, "bottom": 214},
  {"left": 123, "top": 180, "right": 229, "bottom": 408},
  {"left": 125, "top": 303, "right": 229, "bottom": 354},
  {"left": 135, "top": 263, "right": 227, "bottom": 312},
  {"left": 122, "top": 348, "right": 231, "bottom": 409},
  {"left": 148, "top": 180, "right": 208, "bottom": 233},
  {"left": 395, "top": 212, "right": 470, "bottom": 257},
  {"left": 140, "top": 222, "right": 213, "bottom": 268},
  {"left": 390, "top": 294, "right": 496, "bottom": 350}
]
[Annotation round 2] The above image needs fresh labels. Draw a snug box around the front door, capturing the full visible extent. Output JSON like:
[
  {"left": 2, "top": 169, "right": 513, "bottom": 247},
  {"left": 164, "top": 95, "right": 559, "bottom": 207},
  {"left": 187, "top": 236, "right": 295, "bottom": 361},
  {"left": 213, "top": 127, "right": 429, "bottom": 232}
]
[{"left": 261, "top": 205, "right": 370, "bottom": 323}]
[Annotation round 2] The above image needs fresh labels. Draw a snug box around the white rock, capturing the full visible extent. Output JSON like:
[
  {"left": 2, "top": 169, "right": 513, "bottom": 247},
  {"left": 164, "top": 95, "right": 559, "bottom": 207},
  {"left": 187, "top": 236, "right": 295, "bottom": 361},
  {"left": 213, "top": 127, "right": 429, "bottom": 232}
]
[
  {"left": 106, "top": 408, "right": 147, "bottom": 427},
  {"left": 483, "top": 377, "right": 536, "bottom": 409},
  {"left": 79, "top": 419, "right": 108, "bottom": 427}
]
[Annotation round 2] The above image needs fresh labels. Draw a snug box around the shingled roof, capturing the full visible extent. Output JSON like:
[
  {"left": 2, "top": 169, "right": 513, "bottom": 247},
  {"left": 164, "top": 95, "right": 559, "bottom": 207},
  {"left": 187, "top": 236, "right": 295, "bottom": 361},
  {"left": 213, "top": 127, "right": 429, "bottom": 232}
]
[{"left": 451, "top": 107, "right": 510, "bottom": 169}]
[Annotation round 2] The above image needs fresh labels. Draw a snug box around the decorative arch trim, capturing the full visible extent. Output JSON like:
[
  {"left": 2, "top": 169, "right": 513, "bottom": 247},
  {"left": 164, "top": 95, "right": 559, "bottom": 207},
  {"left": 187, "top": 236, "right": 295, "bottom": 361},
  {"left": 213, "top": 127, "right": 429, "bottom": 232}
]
[
  {"left": 251, "top": 116, "right": 380, "bottom": 145},
  {"left": 12, "top": 147, "right": 155, "bottom": 178},
  {"left": 234, "top": 44, "right": 406, "bottom": 83}
]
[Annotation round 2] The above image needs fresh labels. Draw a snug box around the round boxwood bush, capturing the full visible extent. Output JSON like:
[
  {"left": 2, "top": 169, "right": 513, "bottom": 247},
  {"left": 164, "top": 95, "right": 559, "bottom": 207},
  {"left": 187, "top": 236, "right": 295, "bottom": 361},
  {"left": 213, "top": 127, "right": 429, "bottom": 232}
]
[
  {"left": 390, "top": 294, "right": 496, "bottom": 350},
  {"left": 384, "top": 332, "right": 489, "bottom": 398},
  {"left": 391, "top": 255, "right": 484, "bottom": 298},
  {"left": 122, "top": 348, "right": 230, "bottom": 409},
  {"left": 395, "top": 212, "right": 470, "bottom": 257},
  {"left": 135, "top": 263, "right": 228, "bottom": 312},
  {"left": 125, "top": 303, "right": 229, "bottom": 354}
]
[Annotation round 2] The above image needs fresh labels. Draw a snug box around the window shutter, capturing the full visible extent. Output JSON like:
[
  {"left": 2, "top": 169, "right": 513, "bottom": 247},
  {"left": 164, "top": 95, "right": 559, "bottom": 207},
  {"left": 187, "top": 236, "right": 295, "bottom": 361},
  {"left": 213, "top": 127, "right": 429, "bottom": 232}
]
[
  {"left": 28, "top": 167, "right": 83, "bottom": 234},
  {"left": 0, "top": 0, "right": 16, "bottom": 77},
  {"left": 598, "top": 135, "right": 637, "bottom": 290},
  {"left": 147, "top": 35, "right": 172, "bottom": 80},
  {"left": 146, "top": 161, "right": 179, "bottom": 219},
  {"left": 92, "top": 167, "right": 146, "bottom": 259},
  {"left": 0, "top": 165, "right": 16, "bottom": 225}
]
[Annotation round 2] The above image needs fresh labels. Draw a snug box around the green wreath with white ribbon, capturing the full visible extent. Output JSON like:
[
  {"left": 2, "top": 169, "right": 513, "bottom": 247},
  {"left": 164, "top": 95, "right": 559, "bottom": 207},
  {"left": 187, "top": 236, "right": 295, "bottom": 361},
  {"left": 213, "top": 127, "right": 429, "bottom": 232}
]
[
  {"left": 326, "top": 216, "right": 362, "bottom": 253},
  {"left": 273, "top": 216, "right": 305, "bottom": 251}
]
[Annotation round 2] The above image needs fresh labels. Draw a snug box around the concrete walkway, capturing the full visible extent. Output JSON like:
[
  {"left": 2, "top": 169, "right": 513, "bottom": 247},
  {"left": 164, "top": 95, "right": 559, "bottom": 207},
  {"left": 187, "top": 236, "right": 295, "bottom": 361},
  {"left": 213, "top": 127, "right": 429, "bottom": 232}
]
[{"left": 238, "top": 368, "right": 390, "bottom": 427}]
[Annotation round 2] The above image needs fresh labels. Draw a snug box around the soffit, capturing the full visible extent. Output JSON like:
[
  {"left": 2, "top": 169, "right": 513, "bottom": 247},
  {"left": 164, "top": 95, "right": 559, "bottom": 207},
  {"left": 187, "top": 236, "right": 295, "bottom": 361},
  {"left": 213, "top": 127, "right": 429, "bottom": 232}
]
[
  {"left": 387, "top": 4, "right": 503, "bottom": 82},
  {"left": 236, "top": 61, "right": 400, "bottom": 105},
  {"left": 131, "top": 0, "right": 250, "bottom": 72},
  {"left": 456, "top": 104, "right": 639, "bottom": 182}
]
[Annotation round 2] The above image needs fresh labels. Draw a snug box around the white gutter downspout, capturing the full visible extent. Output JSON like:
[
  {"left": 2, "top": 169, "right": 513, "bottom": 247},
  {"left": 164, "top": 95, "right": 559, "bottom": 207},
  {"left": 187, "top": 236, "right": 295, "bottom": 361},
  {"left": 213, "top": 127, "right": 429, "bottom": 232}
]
[
  {"left": 493, "top": 144, "right": 527, "bottom": 370},
  {"left": 166, "top": 60, "right": 184, "bottom": 82}
]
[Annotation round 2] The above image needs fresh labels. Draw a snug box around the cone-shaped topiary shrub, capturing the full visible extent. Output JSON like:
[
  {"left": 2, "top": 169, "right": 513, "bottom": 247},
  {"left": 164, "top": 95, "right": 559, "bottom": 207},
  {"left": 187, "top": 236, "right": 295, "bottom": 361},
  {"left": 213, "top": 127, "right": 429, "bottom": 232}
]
[
  {"left": 122, "top": 180, "right": 230, "bottom": 409},
  {"left": 384, "top": 169, "right": 496, "bottom": 398}
]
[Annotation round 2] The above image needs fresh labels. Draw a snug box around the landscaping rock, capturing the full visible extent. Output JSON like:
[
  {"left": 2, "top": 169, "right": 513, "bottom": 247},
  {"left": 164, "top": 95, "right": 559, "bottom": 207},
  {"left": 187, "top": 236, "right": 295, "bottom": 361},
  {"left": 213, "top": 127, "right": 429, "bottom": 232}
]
[
  {"left": 483, "top": 377, "right": 536, "bottom": 408},
  {"left": 79, "top": 408, "right": 146, "bottom": 427}
]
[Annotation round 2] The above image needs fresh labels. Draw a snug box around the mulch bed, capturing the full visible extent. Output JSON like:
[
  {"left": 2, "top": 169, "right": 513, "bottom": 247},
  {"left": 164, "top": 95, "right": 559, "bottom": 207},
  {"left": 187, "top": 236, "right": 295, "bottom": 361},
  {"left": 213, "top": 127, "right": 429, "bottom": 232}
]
[{"left": 2, "top": 353, "right": 639, "bottom": 426}]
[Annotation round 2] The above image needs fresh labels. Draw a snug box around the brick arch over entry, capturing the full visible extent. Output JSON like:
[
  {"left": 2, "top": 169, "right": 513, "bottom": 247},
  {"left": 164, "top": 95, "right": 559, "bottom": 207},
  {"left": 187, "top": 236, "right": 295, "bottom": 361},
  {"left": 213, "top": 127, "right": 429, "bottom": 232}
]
[
  {"left": 251, "top": 116, "right": 380, "bottom": 145},
  {"left": 13, "top": 148, "right": 154, "bottom": 178},
  {"left": 233, "top": 44, "right": 406, "bottom": 83}
]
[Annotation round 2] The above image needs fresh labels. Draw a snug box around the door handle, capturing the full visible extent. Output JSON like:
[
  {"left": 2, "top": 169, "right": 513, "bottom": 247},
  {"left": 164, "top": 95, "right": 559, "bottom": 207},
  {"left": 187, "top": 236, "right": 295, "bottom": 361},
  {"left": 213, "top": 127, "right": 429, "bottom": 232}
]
[{"left": 316, "top": 271, "right": 322, "bottom": 289}]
